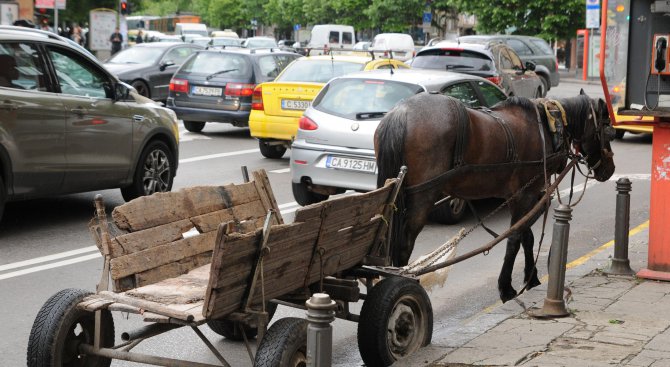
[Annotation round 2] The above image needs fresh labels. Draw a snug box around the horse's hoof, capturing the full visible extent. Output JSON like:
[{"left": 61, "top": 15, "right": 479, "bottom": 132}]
[{"left": 500, "top": 288, "right": 517, "bottom": 303}]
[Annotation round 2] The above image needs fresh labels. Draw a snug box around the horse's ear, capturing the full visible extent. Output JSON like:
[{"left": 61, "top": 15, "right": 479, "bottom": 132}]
[{"left": 579, "top": 88, "right": 586, "bottom": 95}]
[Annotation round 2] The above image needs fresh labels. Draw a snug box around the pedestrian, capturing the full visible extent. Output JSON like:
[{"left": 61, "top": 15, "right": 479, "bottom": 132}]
[
  {"left": 71, "top": 25, "right": 84, "bottom": 47},
  {"left": 110, "top": 27, "right": 123, "bottom": 55},
  {"left": 136, "top": 29, "right": 144, "bottom": 44}
]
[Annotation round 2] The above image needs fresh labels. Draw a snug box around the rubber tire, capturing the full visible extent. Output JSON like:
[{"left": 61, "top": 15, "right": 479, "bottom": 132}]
[
  {"left": 540, "top": 76, "right": 550, "bottom": 97},
  {"left": 183, "top": 121, "right": 205, "bottom": 133},
  {"left": 259, "top": 140, "right": 287, "bottom": 159},
  {"left": 614, "top": 129, "right": 625, "bottom": 139},
  {"left": 254, "top": 317, "right": 308, "bottom": 367},
  {"left": 358, "top": 277, "right": 433, "bottom": 367},
  {"left": 0, "top": 174, "right": 5, "bottom": 223},
  {"left": 428, "top": 197, "right": 466, "bottom": 224},
  {"left": 121, "top": 141, "right": 175, "bottom": 202},
  {"left": 131, "top": 80, "right": 150, "bottom": 98},
  {"left": 207, "top": 302, "right": 278, "bottom": 341},
  {"left": 292, "top": 181, "right": 328, "bottom": 206},
  {"left": 27, "top": 288, "right": 115, "bottom": 367}
]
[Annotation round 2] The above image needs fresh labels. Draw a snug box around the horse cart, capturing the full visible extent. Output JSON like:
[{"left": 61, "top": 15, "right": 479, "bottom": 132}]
[{"left": 27, "top": 168, "right": 436, "bottom": 367}]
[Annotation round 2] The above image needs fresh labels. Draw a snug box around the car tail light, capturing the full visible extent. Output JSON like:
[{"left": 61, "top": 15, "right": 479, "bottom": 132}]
[
  {"left": 486, "top": 76, "right": 502, "bottom": 86},
  {"left": 555, "top": 60, "right": 559, "bottom": 71},
  {"left": 225, "top": 83, "right": 255, "bottom": 97},
  {"left": 251, "top": 85, "right": 264, "bottom": 110},
  {"left": 169, "top": 78, "right": 188, "bottom": 93},
  {"left": 299, "top": 115, "right": 318, "bottom": 130}
]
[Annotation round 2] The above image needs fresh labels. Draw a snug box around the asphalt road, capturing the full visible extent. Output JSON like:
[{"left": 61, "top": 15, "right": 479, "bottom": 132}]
[{"left": 0, "top": 80, "right": 653, "bottom": 366}]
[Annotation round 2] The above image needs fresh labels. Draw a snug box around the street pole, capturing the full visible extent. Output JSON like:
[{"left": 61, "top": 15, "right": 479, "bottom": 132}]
[{"left": 54, "top": 0, "right": 58, "bottom": 34}]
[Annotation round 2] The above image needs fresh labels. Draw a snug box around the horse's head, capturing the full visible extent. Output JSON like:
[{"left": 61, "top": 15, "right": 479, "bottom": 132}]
[{"left": 577, "top": 89, "right": 616, "bottom": 182}]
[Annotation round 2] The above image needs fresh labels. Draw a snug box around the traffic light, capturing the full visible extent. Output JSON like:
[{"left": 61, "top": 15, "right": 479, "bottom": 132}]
[{"left": 120, "top": 0, "right": 130, "bottom": 15}]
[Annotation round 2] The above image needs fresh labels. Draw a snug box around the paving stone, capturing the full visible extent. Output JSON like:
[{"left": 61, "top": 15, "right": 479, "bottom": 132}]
[
  {"left": 540, "top": 337, "right": 636, "bottom": 364},
  {"left": 645, "top": 330, "right": 670, "bottom": 352},
  {"left": 627, "top": 349, "right": 670, "bottom": 367}
]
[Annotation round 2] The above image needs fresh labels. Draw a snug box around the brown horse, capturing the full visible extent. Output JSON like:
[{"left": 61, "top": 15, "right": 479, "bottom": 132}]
[{"left": 374, "top": 91, "right": 615, "bottom": 302}]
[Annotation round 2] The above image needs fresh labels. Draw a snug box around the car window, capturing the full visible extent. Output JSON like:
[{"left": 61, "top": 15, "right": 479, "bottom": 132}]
[
  {"left": 163, "top": 46, "right": 195, "bottom": 65},
  {"left": 506, "top": 48, "right": 524, "bottom": 69},
  {"left": 529, "top": 38, "right": 554, "bottom": 55},
  {"left": 413, "top": 49, "right": 494, "bottom": 72},
  {"left": 497, "top": 48, "right": 514, "bottom": 70},
  {"left": 107, "top": 47, "right": 164, "bottom": 64},
  {"left": 0, "top": 42, "right": 47, "bottom": 91},
  {"left": 477, "top": 81, "right": 507, "bottom": 106},
  {"left": 329, "top": 31, "right": 339, "bottom": 43},
  {"left": 314, "top": 79, "right": 423, "bottom": 119},
  {"left": 442, "top": 82, "right": 480, "bottom": 108},
  {"left": 506, "top": 39, "right": 533, "bottom": 56},
  {"left": 180, "top": 52, "right": 251, "bottom": 78},
  {"left": 257, "top": 55, "right": 284, "bottom": 78},
  {"left": 342, "top": 32, "right": 353, "bottom": 45},
  {"left": 274, "top": 54, "right": 298, "bottom": 73},
  {"left": 277, "top": 59, "right": 363, "bottom": 83},
  {"left": 48, "top": 47, "right": 110, "bottom": 98}
]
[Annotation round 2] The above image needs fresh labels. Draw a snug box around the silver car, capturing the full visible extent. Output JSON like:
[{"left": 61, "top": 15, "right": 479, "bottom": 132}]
[{"left": 291, "top": 69, "right": 507, "bottom": 224}]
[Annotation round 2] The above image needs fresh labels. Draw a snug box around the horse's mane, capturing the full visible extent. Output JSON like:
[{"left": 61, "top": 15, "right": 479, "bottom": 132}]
[
  {"left": 492, "top": 96, "right": 538, "bottom": 122},
  {"left": 493, "top": 95, "right": 592, "bottom": 136}
]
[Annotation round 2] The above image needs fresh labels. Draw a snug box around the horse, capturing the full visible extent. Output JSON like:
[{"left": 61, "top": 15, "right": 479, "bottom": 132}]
[{"left": 374, "top": 90, "right": 616, "bottom": 303}]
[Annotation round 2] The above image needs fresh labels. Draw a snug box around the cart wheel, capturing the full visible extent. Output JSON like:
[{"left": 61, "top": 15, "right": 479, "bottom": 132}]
[
  {"left": 358, "top": 277, "right": 433, "bottom": 367},
  {"left": 27, "top": 288, "right": 115, "bottom": 367},
  {"left": 208, "top": 302, "right": 277, "bottom": 341},
  {"left": 254, "top": 317, "right": 307, "bottom": 367}
]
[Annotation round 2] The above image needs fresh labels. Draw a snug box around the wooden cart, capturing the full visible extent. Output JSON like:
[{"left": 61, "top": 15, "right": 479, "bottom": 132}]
[{"left": 27, "top": 168, "right": 433, "bottom": 367}]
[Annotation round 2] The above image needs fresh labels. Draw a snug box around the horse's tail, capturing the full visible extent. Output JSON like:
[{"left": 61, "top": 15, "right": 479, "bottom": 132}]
[{"left": 375, "top": 105, "right": 409, "bottom": 266}]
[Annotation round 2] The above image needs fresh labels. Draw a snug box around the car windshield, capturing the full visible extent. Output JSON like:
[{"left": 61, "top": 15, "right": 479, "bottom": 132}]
[
  {"left": 314, "top": 79, "right": 423, "bottom": 119},
  {"left": 108, "top": 47, "right": 164, "bottom": 64},
  {"left": 277, "top": 59, "right": 365, "bottom": 83},
  {"left": 211, "top": 38, "right": 241, "bottom": 47},
  {"left": 180, "top": 52, "right": 251, "bottom": 78},
  {"left": 246, "top": 38, "right": 277, "bottom": 48},
  {"left": 412, "top": 49, "right": 493, "bottom": 72}
]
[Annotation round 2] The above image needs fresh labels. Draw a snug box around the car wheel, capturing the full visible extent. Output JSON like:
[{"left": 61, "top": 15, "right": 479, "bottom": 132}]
[
  {"left": 259, "top": 140, "right": 287, "bottom": 159},
  {"left": 131, "top": 80, "right": 150, "bottom": 98},
  {"left": 121, "top": 141, "right": 174, "bottom": 202},
  {"left": 0, "top": 174, "right": 5, "bottom": 223},
  {"left": 292, "top": 181, "right": 328, "bottom": 206},
  {"left": 615, "top": 129, "right": 625, "bottom": 139},
  {"left": 540, "top": 76, "right": 550, "bottom": 97},
  {"left": 184, "top": 121, "right": 205, "bottom": 133}
]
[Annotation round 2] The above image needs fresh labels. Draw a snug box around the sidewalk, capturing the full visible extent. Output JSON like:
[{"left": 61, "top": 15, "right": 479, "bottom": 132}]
[
  {"left": 395, "top": 223, "right": 670, "bottom": 367},
  {"left": 558, "top": 69, "right": 601, "bottom": 86}
]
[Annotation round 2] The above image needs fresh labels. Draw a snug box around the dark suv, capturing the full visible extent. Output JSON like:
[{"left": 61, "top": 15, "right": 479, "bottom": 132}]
[
  {"left": 167, "top": 48, "right": 300, "bottom": 132},
  {"left": 458, "top": 35, "right": 560, "bottom": 96},
  {"left": 0, "top": 26, "right": 180, "bottom": 223}
]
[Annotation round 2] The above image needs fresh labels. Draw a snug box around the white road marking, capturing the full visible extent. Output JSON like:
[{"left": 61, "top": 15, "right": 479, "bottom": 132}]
[
  {"left": 179, "top": 132, "right": 212, "bottom": 142},
  {"left": 1, "top": 173, "right": 650, "bottom": 280},
  {"left": 179, "top": 149, "right": 259, "bottom": 163},
  {"left": 270, "top": 168, "right": 291, "bottom": 174}
]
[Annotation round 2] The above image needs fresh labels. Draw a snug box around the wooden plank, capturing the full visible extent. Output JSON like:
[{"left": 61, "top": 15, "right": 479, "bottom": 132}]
[
  {"left": 252, "top": 170, "right": 284, "bottom": 225},
  {"left": 97, "top": 291, "right": 204, "bottom": 322},
  {"left": 294, "top": 185, "right": 391, "bottom": 224},
  {"left": 126, "top": 264, "right": 210, "bottom": 305},
  {"left": 191, "top": 201, "right": 266, "bottom": 233},
  {"left": 134, "top": 252, "right": 213, "bottom": 288},
  {"left": 112, "top": 183, "right": 260, "bottom": 232},
  {"left": 109, "top": 231, "right": 217, "bottom": 279},
  {"left": 110, "top": 219, "right": 194, "bottom": 258}
]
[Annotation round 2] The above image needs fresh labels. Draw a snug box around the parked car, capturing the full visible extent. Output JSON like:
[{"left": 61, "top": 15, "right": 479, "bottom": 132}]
[
  {"left": 353, "top": 41, "right": 371, "bottom": 51},
  {"left": 0, "top": 26, "right": 180, "bottom": 223},
  {"left": 370, "top": 33, "right": 416, "bottom": 61},
  {"left": 277, "top": 39, "right": 295, "bottom": 51},
  {"left": 211, "top": 29, "right": 239, "bottom": 38},
  {"left": 457, "top": 35, "right": 560, "bottom": 95},
  {"left": 104, "top": 42, "right": 203, "bottom": 101},
  {"left": 242, "top": 37, "right": 278, "bottom": 49},
  {"left": 307, "top": 24, "right": 356, "bottom": 52},
  {"left": 412, "top": 41, "right": 543, "bottom": 99},
  {"left": 167, "top": 48, "right": 300, "bottom": 131},
  {"left": 249, "top": 55, "right": 409, "bottom": 158},
  {"left": 290, "top": 69, "right": 508, "bottom": 223},
  {"left": 209, "top": 36, "right": 242, "bottom": 48},
  {"left": 188, "top": 36, "right": 212, "bottom": 47}
]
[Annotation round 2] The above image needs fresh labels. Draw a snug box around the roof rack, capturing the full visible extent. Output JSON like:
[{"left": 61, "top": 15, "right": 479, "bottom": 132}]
[{"left": 248, "top": 47, "right": 280, "bottom": 54}]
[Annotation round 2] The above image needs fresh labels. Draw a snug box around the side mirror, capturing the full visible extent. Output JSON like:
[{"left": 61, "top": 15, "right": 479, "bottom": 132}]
[
  {"left": 160, "top": 60, "right": 175, "bottom": 71},
  {"left": 114, "top": 82, "right": 130, "bottom": 101},
  {"left": 525, "top": 61, "right": 536, "bottom": 71}
]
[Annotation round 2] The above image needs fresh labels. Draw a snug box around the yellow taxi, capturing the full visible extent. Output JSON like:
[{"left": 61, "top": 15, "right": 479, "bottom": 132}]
[
  {"left": 249, "top": 55, "right": 409, "bottom": 158},
  {"left": 608, "top": 83, "right": 654, "bottom": 139}
]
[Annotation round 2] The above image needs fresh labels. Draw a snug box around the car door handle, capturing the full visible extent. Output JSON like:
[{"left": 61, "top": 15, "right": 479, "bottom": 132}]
[
  {"left": 0, "top": 100, "right": 18, "bottom": 110},
  {"left": 133, "top": 114, "right": 145, "bottom": 122}
]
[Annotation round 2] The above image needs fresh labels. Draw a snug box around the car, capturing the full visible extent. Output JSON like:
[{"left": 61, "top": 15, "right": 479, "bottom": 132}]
[
  {"left": 104, "top": 42, "right": 203, "bottom": 101},
  {"left": 277, "top": 39, "right": 295, "bottom": 51},
  {"left": 249, "top": 55, "right": 409, "bottom": 158},
  {"left": 0, "top": 26, "right": 180, "bottom": 223},
  {"left": 242, "top": 37, "right": 278, "bottom": 49},
  {"left": 353, "top": 41, "right": 371, "bottom": 51},
  {"left": 167, "top": 48, "right": 301, "bottom": 131},
  {"left": 211, "top": 29, "right": 239, "bottom": 38},
  {"left": 457, "top": 35, "right": 560, "bottom": 95},
  {"left": 369, "top": 33, "right": 416, "bottom": 61},
  {"left": 412, "top": 41, "right": 543, "bottom": 99},
  {"left": 290, "top": 69, "right": 508, "bottom": 223},
  {"left": 156, "top": 34, "right": 183, "bottom": 42},
  {"left": 209, "top": 36, "right": 242, "bottom": 48},
  {"left": 0, "top": 25, "right": 95, "bottom": 59},
  {"left": 188, "top": 36, "right": 212, "bottom": 47}
]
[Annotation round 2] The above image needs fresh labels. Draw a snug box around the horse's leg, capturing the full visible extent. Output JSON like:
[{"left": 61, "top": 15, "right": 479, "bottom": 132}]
[
  {"left": 521, "top": 228, "right": 541, "bottom": 289},
  {"left": 498, "top": 232, "right": 522, "bottom": 302}
]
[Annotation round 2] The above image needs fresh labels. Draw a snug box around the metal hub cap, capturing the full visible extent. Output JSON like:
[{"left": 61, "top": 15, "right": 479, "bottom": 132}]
[
  {"left": 142, "top": 149, "right": 170, "bottom": 195},
  {"left": 388, "top": 301, "right": 420, "bottom": 357}
]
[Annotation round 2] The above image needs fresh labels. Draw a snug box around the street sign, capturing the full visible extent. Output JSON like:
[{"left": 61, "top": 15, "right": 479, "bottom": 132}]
[
  {"left": 35, "top": 0, "right": 66, "bottom": 9},
  {"left": 586, "top": 0, "right": 600, "bottom": 29},
  {"left": 294, "top": 24, "right": 300, "bottom": 31},
  {"left": 422, "top": 12, "right": 432, "bottom": 24}
]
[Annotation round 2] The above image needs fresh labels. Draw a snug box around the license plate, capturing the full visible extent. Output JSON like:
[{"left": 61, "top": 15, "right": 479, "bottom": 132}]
[
  {"left": 282, "top": 99, "right": 311, "bottom": 110},
  {"left": 326, "top": 156, "right": 377, "bottom": 173},
  {"left": 192, "top": 86, "right": 223, "bottom": 96}
]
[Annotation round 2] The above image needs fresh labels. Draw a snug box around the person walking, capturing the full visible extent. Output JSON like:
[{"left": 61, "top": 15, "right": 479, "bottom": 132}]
[
  {"left": 136, "top": 29, "right": 144, "bottom": 44},
  {"left": 110, "top": 27, "right": 123, "bottom": 55}
]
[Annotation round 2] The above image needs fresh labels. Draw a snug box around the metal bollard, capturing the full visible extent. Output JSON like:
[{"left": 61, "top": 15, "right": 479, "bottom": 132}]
[
  {"left": 603, "top": 178, "right": 635, "bottom": 276},
  {"left": 532, "top": 204, "right": 572, "bottom": 318},
  {"left": 306, "top": 293, "right": 336, "bottom": 367}
]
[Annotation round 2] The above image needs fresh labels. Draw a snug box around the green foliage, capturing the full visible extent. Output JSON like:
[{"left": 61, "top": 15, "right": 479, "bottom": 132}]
[{"left": 365, "top": 0, "right": 423, "bottom": 32}]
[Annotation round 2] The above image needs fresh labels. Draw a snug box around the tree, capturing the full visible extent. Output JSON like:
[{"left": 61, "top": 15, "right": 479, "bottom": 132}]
[{"left": 365, "top": 0, "right": 423, "bottom": 32}]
